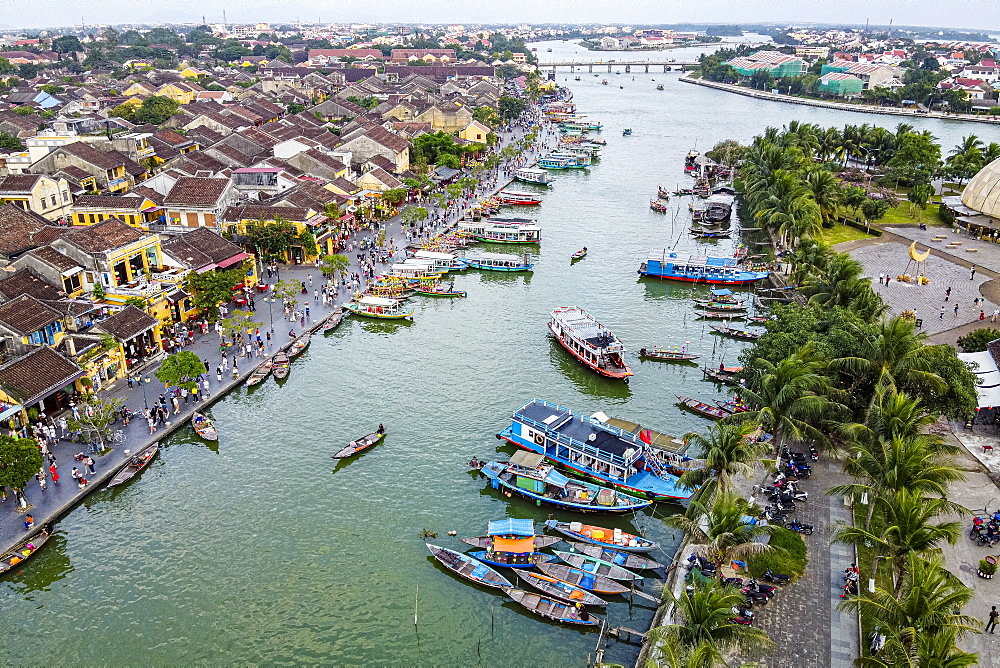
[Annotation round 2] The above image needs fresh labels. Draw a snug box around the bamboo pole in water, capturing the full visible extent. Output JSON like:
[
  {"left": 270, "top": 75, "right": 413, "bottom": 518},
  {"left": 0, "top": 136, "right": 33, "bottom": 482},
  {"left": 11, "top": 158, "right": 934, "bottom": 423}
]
[{"left": 414, "top": 585, "right": 418, "bottom": 626}]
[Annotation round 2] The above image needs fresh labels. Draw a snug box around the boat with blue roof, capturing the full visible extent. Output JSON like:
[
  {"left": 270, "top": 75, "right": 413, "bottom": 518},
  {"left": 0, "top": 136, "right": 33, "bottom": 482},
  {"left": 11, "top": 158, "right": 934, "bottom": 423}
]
[
  {"left": 496, "top": 399, "right": 695, "bottom": 501},
  {"left": 464, "top": 518, "right": 556, "bottom": 568},
  {"left": 639, "top": 251, "right": 770, "bottom": 285},
  {"left": 479, "top": 451, "right": 651, "bottom": 513}
]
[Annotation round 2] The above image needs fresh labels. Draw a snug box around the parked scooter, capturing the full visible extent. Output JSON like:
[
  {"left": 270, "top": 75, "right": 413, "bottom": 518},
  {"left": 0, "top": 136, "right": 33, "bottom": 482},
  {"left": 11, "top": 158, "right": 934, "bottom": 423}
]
[
  {"left": 785, "top": 518, "right": 814, "bottom": 535},
  {"left": 763, "top": 570, "right": 790, "bottom": 584}
]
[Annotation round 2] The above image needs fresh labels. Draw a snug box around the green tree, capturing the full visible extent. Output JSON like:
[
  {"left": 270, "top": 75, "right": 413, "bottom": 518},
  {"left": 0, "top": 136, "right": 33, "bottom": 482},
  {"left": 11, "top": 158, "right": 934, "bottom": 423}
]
[
  {"left": 887, "top": 131, "right": 942, "bottom": 184},
  {"left": 273, "top": 279, "right": 304, "bottom": 313},
  {"left": 680, "top": 421, "right": 770, "bottom": 499},
  {"left": 155, "top": 351, "right": 206, "bottom": 391},
  {"left": 861, "top": 198, "right": 891, "bottom": 228},
  {"left": 219, "top": 310, "right": 262, "bottom": 341},
  {"left": 286, "top": 102, "right": 305, "bottom": 114},
  {"left": 957, "top": 327, "right": 1000, "bottom": 352},
  {"left": 666, "top": 491, "right": 775, "bottom": 571},
  {"left": 184, "top": 264, "right": 246, "bottom": 320},
  {"left": 134, "top": 95, "right": 180, "bottom": 125},
  {"left": 12, "top": 105, "right": 36, "bottom": 116},
  {"left": 401, "top": 206, "right": 428, "bottom": 227},
  {"left": 472, "top": 105, "right": 499, "bottom": 126},
  {"left": 380, "top": 188, "right": 408, "bottom": 205},
  {"left": 246, "top": 218, "right": 300, "bottom": 258},
  {"left": 497, "top": 95, "right": 526, "bottom": 122},
  {"left": 67, "top": 394, "right": 124, "bottom": 450},
  {"left": 907, "top": 183, "right": 934, "bottom": 214},
  {"left": 51, "top": 35, "right": 83, "bottom": 53},
  {"left": 0, "top": 132, "right": 24, "bottom": 151},
  {"left": 0, "top": 435, "right": 44, "bottom": 500},
  {"left": 109, "top": 102, "right": 137, "bottom": 122},
  {"left": 319, "top": 254, "right": 349, "bottom": 281}
]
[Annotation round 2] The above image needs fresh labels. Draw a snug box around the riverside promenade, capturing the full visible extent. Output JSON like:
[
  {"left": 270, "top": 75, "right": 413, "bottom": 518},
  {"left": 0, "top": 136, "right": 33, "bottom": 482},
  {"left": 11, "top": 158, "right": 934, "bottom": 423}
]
[
  {"left": 679, "top": 76, "right": 1000, "bottom": 126},
  {"left": 0, "top": 110, "right": 561, "bottom": 558}
]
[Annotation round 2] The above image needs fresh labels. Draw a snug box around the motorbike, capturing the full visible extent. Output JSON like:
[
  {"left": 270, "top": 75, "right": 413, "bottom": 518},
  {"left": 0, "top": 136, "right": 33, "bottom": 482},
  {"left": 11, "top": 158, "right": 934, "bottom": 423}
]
[
  {"left": 785, "top": 518, "right": 814, "bottom": 535},
  {"left": 763, "top": 570, "right": 790, "bottom": 584}
]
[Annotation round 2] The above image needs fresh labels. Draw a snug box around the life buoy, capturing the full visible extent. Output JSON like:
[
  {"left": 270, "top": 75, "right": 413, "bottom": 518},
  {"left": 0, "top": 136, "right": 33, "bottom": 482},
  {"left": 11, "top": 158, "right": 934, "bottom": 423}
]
[{"left": 534, "top": 433, "right": 545, "bottom": 446}]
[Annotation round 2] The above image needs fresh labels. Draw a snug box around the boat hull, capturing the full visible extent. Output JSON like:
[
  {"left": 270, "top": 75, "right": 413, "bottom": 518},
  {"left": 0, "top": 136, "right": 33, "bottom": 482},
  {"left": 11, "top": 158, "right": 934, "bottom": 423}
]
[
  {"left": 468, "top": 235, "right": 539, "bottom": 245},
  {"left": 638, "top": 271, "right": 765, "bottom": 285},
  {"left": 548, "top": 322, "right": 632, "bottom": 380},
  {"left": 468, "top": 550, "right": 555, "bottom": 568},
  {"left": 464, "top": 261, "right": 533, "bottom": 272},
  {"left": 343, "top": 304, "right": 414, "bottom": 319},
  {"left": 544, "top": 521, "right": 657, "bottom": 553}
]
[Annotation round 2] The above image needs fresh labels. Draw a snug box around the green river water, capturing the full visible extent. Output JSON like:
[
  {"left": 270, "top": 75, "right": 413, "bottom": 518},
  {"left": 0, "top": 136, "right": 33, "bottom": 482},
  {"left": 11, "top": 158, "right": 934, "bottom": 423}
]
[{"left": 0, "top": 40, "right": 985, "bottom": 666}]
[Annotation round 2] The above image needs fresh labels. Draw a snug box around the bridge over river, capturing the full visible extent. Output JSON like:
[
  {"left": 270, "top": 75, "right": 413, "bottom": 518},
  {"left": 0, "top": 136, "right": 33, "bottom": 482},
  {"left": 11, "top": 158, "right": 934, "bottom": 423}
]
[{"left": 538, "top": 60, "right": 699, "bottom": 74}]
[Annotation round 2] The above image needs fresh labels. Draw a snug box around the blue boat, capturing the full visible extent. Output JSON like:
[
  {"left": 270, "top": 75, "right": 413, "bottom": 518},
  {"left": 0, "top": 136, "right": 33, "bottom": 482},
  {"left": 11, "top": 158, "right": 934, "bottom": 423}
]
[
  {"left": 480, "top": 451, "right": 651, "bottom": 514},
  {"left": 638, "top": 251, "right": 770, "bottom": 285},
  {"left": 464, "top": 518, "right": 557, "bottom": 568},
  {"left": 537, "top": 155, "right": 574, "bottom": 170},
  {"left": 497, "top": 399, "right": 695, "bottom": 501},
  {"left": 426, "top": 544, "right": 512, "bottom": 589}
]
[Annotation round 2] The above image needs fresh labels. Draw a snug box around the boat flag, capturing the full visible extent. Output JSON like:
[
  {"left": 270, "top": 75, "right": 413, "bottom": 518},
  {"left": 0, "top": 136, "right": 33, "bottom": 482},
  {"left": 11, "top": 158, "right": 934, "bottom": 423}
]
[{"left": 639, "top": 429, "right": 652, "bottom": 445}]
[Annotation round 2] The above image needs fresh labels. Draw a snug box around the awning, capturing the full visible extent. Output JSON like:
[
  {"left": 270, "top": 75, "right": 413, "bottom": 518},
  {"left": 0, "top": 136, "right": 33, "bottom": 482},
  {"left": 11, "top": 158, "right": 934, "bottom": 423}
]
[
  {"left": 216, "top": 252, "right": 252, "bottom": 269},
  {"left": 166, "top": 289, "right": 190, "bottom": 303},
  {"left": 488, "top": 518, "right": 534, "bottom": 537},
  {"left": 959, "top": 350, "right": 1000, "bottom": 408},
  {"left": 0, "top": 403, "right": 23, "bottom": 421}
]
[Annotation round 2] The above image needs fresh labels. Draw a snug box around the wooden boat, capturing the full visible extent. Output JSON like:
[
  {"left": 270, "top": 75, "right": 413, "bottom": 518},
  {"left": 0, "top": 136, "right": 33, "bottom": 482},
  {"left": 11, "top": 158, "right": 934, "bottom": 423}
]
[
  {"left": 709, "top": 325, "right": 762, "bottom": 340},
  {"left": 502, "top": 587, "right": 602, "bottom": 626},
  {"left": 469, "top": 549, "right": 556, "bottom": 568},
  {"left": 536, "top": 563, "right": 630, "bottom": 595},
  {"left": 696, "top": 310, "right": 746, "bottom": 320},
  {"left": 676, "top": 395, "right": 732, "bottom": 420},
  {"left": 322, "top": 307, "right": 346, "bottom": 332},
  {"left": 692, "top": 231, "right": 731, "bottom": 240},
  {"left": 272, "top": 352, "right": 290, "bottom": 379},
  {"left": 571, "top": 248, "right": 587, "bottom": 261},
  {"left": 0, "top": 532, "right": 51, "bottom": 577},
  {"left": 656, "top": 84, "right": 664, "bottom": 90},
  {"left": 517, "top": 570, "right": 608, "bottom": 607},
  {"left": 650, "top": 200, "right": 667, "bottom": 213},
  {"left": 622, "top": 128, "right": 632, "bottom": 136},
  {"left": 414, "top": 282, "right": 467, "bottom": 298},
  {"left": 657, "top": 185, "right": 670, "bottom": 200},
  {"left": 549, "top": 306, "right": 632, "bottom": 381},
  {"left": 543, "top": 519, "right": 657, "bottom": 553},
  {"left": 638, "top": 347, "right": 700, "bottom": 362},
  {"left": 426, "top": 544, "right": 512, "bottom": 589},
  {"left": 703, "top": 366, "right": 743, "bottom": 385},
  {"left": 748, "top": 316, "right": 770, "bottom": 324},
  {"left": 692, "top": 300, "right": 746, "bottom": 311},
  {"left": 288, "top": 333, "right": 310, "bottom": 358},
  {"left": 191, "top": 412, "right": 217, "bottom": 440},
  {"left": 245, "top": 358, "right": 273, "bottom": 387},
  {"left": 331, "top": 429, "right": 386, "bottom": 459},
  {"left": 344, "top": 296, "right": 414, "bottom": 320},
  {"left": 563, "top": 540, "right": 663, "bottom": 570},
  {"left": 497, "top": 191, "right": 543, "bottom": 206},
  {"left": 107, "top": 442, "right": 158, "bottom": 488},
  {"left": 554, "top": 551, "right": 643, "bottom": 581},
  {"left": 462, "top": 534, "right": 560, "bottom": 549}
]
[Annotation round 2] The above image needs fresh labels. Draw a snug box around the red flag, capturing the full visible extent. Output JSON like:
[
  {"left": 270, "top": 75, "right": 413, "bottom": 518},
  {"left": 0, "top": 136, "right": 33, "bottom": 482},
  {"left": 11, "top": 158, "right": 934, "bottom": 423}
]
[{"left": 639, "top": 429, "right": 651, "bottom": 445}]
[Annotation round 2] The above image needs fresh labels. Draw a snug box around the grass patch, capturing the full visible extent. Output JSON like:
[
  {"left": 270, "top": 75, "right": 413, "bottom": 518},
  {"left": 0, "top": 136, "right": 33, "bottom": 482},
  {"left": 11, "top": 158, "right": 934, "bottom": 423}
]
[
  {"left": 879, "top": 202, "right": 947, "bottom": 227},
  {"left": 817, "top": 223, "right": 876, "bottom": 246},
  {"left": 746, "top": 526, "right": 808, "bottom": 580}
]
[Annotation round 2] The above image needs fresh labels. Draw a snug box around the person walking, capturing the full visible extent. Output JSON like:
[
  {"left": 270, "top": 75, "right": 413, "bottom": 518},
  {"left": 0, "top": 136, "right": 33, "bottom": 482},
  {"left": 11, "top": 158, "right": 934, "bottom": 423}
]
[
  {"left": 49, "top": 464, "right": 59, "bottom": 485},
  {"left": 181, "top": 387, "right": 189, "bottom": 404},
  {"left": 36, "top": 471, "right": 46, "bottom": 491},
  {"left": 987, "top": 606, "right": 998, "bottom": 634},
  {"left": 172, "top": 395, "right": 180, "bottom": 415},
  {"left": 993, "top": 308, "right": 999, "bottom": 323},
  {"left": 216, "top": 366, "right": 223, "bottom": 383},
  {"left": 202, "top": 378, "right": 210, "bottom": 398},
  {"left": 955, "top": 303, "right": 960, "bottom": 316},
  {"left": 940, "top": 306, "right": 945, "bottom": 319},
  {"left": 24, "top": 513, "right": 33, "bottom": 531},
  {"left": 191, "top": 384, "right": 199, "bottom": 403},
  {"left": 972, "top": 266, "right": 977, "bottom": 280},
  {"left": 86, "top": 456, "right": 96, "bottom": 476}
]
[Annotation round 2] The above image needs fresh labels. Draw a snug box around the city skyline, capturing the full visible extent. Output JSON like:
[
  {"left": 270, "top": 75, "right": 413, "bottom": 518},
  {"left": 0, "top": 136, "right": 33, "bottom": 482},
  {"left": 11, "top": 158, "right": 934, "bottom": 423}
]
[{"left": 4, "top": 0, "right": 999, "bottom": 33}]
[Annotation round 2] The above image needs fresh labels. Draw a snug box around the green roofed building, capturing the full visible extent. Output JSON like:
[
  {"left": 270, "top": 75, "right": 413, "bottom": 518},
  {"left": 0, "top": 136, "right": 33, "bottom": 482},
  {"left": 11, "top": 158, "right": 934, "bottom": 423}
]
[
  {"left": 820, "top": 59, "right": 855, "bottom": 75},
  {"left": 818, "top": 72, "right": 864, "bottom": 97},
  {"left": 726, "top": 51, "right": 807, "bottom": 78}
]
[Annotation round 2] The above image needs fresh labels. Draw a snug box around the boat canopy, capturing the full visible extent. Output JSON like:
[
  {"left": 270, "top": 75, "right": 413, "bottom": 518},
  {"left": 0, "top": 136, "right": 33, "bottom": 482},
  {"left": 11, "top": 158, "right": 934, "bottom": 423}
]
[
  {"left": 357, "top": 296, "right": 399, "bottom": 306},
  {"left": 413, "top": 250, "right": 457, "bottom": 260},
  {"left": 493, "top": 536, "right": 534, "bottom": 553},
  {"left": 510, "top": 450, "right": 544, "bottom": 467},
  {"left": 478, "top": 252, "right": 521, "bottom": 261},
  {"left": 488, "top": 518, "right": 535, "bottom": 537},
  {"left": 711, "top": 288, "right": 734, "bottom": 297},
  {"left": 646, "top": 252, "right": 739, "bottom": 269}
]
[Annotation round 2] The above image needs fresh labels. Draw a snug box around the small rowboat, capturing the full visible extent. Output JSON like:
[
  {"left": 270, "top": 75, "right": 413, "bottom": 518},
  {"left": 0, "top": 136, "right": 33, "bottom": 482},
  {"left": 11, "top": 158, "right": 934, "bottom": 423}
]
[
  {"left": 554, "top": 550, "right": 643, "bottom": 581},
  {"left": 650, "top": 200, "right": 668, "bottom": 213},
  {"left": 692, "top": 299, "right": 746, "bottom": 310},
  {"left": 571, "top": 248, "right": 588, "bottom": 261},
  {"left": 462, "top": 534, "right": 561, "bottom": 549},
  {"left": 191, "top": 412, "right": 217, "bottom": 440},
  {"left": 331, "top": 429, "right": 386, "bottom": 459},
  {"left": 676, "top": 395, "right": 731, "bottom": 420},
  {"left": 703, "top": 366, "right": 743, "bottom": 385},
  {"left": 323, "top": 307, "right": 346, "bottom": 332},
  {"left": 563, "top": 540, "right": 663, "bottom": 570},
  {"left": 536, "top": 563, "right": 630, "bottom": 595},
  {"left": 272, "top": 352, "right": 290, "bottom": 380},
  {"left": 517, "top": 571, "right": 608, "bottom": 607},
  {"left": 638, "top": 347, "right": 700, "bottom": 362},
  {"left": 710, "top": 325, "right": 762, "bottom": 340},
  {"left": 501, "top": 587, "right": 602, "bottom": 626},
  {"left": 245, "top": 358, "right": 273, "bottom": 387},
  {"left": 426, "top": 544, "right": 512, "bottom": 589},
  {"left": 748, "top": 316, "right": 770, "bottom": 324},
  {"left": 657, "top": 185, "right": 670, "bottom": 200},
  {"left": 107, "top": 442, "right": 158, "bottom": 488},
  {"left": 692, "top": 231, "right": 731, "bottom": 239},
  {"left": 469, "top": 549, "right": 556, "bottom": 568},
  {"left": 415, "top": 285, "right": 467, "bottom": 298},
  {"left": 696, "top": 310, "right": 746, "bottom": 320},
  {"left": 543, "top": 520, "right": 656, "bottom": 553},
  {"left": 0, "top": 532, "right": 52, "bottom": 577},
  {"left": 288, "top": 333, "right": 310, "bottom": 358}
]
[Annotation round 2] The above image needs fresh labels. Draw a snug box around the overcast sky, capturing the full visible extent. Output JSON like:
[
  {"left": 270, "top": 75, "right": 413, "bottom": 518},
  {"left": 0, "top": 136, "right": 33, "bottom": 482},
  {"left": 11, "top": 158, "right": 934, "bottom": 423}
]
[{"left": 5, "top": 0, "right": 998, "bottom": 33}]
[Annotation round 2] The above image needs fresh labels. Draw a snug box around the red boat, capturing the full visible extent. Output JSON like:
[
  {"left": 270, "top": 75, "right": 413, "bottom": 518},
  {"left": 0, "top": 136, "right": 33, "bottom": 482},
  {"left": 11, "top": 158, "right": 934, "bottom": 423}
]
[
  {"left": 548, "top": 306, "right": 633, "bottom": 381},
  {"left": 497, "top": 191, "right": 543, "bottom": 206}
]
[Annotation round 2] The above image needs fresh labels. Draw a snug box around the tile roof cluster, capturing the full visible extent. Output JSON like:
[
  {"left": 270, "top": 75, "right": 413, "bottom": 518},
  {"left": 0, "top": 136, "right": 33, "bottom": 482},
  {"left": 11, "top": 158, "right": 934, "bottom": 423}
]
[
  {"left": 0, "top": 294, "right": 61, "bottom": 335},
  {"left": 163, "top": 176, "right": 230, "bottom": 207},
  {"left": 58, "top": 142, "right": 127, "bottom": 170},
  {"left": 0, "top": 205, "right": 62, "bottom": 258},
  {"left": 0, "top": 174, "right": 43, "bottom": 194},
  {"left": 0, "top": 268, "right": 64, "bottom": 301},
  {"left": 160, "top": 228, "right": 247, "bottom": 269},
  {"left": 61, "top": 217, "right": 144, "bottom": 253},
  {"left": 94, "top": 305, "right": 158, "bottom": 340},
  {"left": 0, "top": 345, "right": 84, "bottom": 404}
]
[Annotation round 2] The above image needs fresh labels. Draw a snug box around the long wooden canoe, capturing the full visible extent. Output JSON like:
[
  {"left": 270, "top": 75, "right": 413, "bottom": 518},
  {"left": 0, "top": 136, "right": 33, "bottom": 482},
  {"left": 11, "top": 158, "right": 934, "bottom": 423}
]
[
  {"left": 676, "top": 395, "right": 732, "bottom": 420},
  {"left": 709, "top": 325, "right": 762, "bottom": 340},
  {"left": 469, "top": 549, "right": 556, "bottom": 568},
  {"left": 543, "top": 519, "right": 657, "bottom": 552},
  {"left": 0, "top": 532, "right": 52, "bottom": 577},
  {"left": 426, "top": 543, "right": 511, "bottom": 589},
  {"left": 272, "top": 352, "right": 290, "bottom": 380},
  {"left": 696, "top": 310, "right": 746, "bottom": 320},
  {"left": 536, "top": 562, "right": 629, "bottom": 595},
  {"left": 517, "top": 570, "right": 608, "bottom": 607},
  {"left": 563, "top": 540, "right": 663, "bottom": 570},
  {"left": 501, "top": 586, "right": 602, "bottom": 626},
  {"left": 331, "top": 430, "right": 386, "bottom": 459},
  {"left": 323, "top": 307, "right": 347, "bottom": 333},
  {"left": 245, "top": 358, "right": 273, "bottom": 387},
  {"left": 191, "top": 412, "right": 217, "bottom": 440},
  {"left": 288, "top": 333, "right": 310, "bottom": 358},
  {"left": 638, "top": 347, "right": 700, "bottom": 362},
  {"left": 107, "top": 442, "right": 158, "bottom": 488},
  {"left": 553, "top": 551, "right": 643, "bottom": 581}
]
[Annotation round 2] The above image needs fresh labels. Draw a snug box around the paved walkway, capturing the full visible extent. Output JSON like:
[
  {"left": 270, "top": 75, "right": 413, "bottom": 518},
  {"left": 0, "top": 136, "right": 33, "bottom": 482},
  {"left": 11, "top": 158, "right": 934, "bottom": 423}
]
[
  {"left": 884, "top": 226, "right": 1000, "bottom": 276},
  {"left": 0, "top": 108, "right": 563, "bottom": 556}
]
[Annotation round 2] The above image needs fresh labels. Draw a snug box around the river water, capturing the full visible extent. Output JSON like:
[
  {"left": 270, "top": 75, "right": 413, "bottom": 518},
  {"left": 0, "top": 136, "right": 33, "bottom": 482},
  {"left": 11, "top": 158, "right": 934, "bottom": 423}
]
[{"left": 0, "top": 40, "right": 992, "bottom": 667}]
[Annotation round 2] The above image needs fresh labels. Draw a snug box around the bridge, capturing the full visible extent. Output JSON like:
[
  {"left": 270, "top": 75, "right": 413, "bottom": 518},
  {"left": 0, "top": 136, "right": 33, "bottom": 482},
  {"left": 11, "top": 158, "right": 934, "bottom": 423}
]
[{"left": 537, "top": 60, "right": 699, "bottom": 74}]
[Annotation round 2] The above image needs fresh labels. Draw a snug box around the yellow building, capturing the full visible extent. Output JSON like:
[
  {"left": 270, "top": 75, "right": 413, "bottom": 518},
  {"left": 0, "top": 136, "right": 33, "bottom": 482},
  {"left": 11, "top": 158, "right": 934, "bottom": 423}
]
[
  {"left": 219, "top": 204, "right": 325, "bottom": 265},
  {"left": 71, "top": 194, "right": 160, "bottom": 230},
  {"left": 459, "top": 120, "right": 492, "bottom": 143},
  {"left": 122, "top": 81, "right": 156, "bottom": 97},
  {"left": 156, "top": 82, "right": 201, "bottom": 105}
]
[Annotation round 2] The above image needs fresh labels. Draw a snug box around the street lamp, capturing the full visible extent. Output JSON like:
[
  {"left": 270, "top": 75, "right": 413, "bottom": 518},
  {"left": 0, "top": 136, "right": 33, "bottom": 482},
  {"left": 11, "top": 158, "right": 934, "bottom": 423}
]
[
  {"left": 138, "top": 376, "right": 151, "bottom": 410},
  {"left": 265, "top": 295, "right": 275, "bottom": 333}
]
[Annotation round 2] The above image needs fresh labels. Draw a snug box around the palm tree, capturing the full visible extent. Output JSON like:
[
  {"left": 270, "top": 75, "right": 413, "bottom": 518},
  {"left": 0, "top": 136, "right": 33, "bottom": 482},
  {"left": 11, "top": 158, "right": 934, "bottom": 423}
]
[
  {"left": 733, "top": 342, "right": 842, "bottom": 452},
  {"left": 832, "top": 317, "right": 947, "bottom": 398},
  {"left": 843, "top": 554, "right": 979, "bottom": 661},
  {"left": 648, "top": 577, "right": 776, "bottom": 658},
  {"left": 680, "top": 421, "right": 770, "bottom": 499},
  {"left": 666, "top": 491, "right": 775, "bottom": 571},
  {"left": 644, "top": 639, "right": 725, "bottom": 668},
  {"left": 817, "top": 127, "right": 842, "bottom": 163},
  {"left": 803, "top": 168, "right": 842, "bottom": 227},
  {"left": 839, "top": 388, "right": 952, "bottom": 453},
  {"left": 981, "top": 142, "right": 1000, "bottom": 165},
  {"left": 863, "top": 126, "right": 897, "bottom": 168},
  {"left": 801, "top": 253, "right": 870, "bottom": 308},
  {"left": 832, "top": 489, "right": 963, "bottom": 593},
  {"left": 788, "top": 238, "right": 834, "bottom": 285},
  {"left": 950, "top": 134, "right": 984, "bottom": 162}
]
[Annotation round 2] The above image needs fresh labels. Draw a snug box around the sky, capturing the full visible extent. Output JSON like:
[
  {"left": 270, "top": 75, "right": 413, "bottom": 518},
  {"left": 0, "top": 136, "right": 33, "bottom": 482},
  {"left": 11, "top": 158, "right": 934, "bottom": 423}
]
[{"left": 2, "top": 0, "right": 998, "bottom": 33}]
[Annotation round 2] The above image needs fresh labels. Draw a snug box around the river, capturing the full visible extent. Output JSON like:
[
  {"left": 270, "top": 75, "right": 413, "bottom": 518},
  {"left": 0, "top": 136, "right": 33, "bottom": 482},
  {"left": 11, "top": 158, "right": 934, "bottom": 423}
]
[{"left": 1, "top": 40, "right": 995, "bottom": 667}]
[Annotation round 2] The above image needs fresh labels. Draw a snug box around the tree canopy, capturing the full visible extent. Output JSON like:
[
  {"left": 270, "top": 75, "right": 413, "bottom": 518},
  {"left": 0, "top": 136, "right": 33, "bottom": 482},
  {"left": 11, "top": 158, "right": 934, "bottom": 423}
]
[{"left": 0, "top": 435, "right": 43, "bottom": 491}]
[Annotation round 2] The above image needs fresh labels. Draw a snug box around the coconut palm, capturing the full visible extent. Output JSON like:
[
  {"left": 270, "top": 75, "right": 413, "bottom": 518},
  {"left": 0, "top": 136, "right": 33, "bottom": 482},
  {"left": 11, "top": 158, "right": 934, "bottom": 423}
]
[
  {"left": 680, "top": 421, "right": 770, "bottom": 499},
  {"left": 817, "top": 127, "right": 842, "bottom": 162},
  {"left": 732, "top": 342, "right": 843, "bottom": 452},
  {"left": 848, "top": 287, "right": 890, "bottom": 324},
  {"left": 788, "top": 238, "right": 835, "bottom": 285},
  {"left": 833, "top": 489, "right": 963, "bottom": 593},
  {"left": 839, "top": 388, "right": 952, "bottom": 454},
  {"left": 982, "top": 142, "right": 1000, "bottom": 165},
  {"left": 648, "top": 577, "right": 775, "bottom": 660},
  {"left": 843, "top": 554, "right": 979, "bottom": 662},
  {"left": 863, "top": 126, "right": 898, "bottom": 168},
  {"left": 950, "top": 134, "right": 984, "bottom": 163},
  {"left": 801, "top": 253, "right": 870, "bottom": 308},
  {"left": 666, "top": 491, "right": 775, "bottom": 571},
  {"left": 644, "top": 639, "right": 725, "bottom": 668},
  {"left": 803, "top": 167, "right": 842, "bottom": 227}
]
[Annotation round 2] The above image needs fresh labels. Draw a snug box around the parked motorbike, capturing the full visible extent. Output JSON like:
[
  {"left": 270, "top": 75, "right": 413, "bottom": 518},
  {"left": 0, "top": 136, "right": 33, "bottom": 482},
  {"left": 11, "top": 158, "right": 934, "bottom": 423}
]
[
  {"left": 785, "top": 518, "right": 814, "bottom": 535},
  {"left": 763, "top": 570, "right": 790, "bottom": 584}
]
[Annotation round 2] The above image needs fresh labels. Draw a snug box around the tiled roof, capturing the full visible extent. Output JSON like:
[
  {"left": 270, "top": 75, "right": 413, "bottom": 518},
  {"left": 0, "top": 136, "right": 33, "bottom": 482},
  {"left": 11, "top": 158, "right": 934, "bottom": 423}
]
[
  {"left": 20, "top": 245, "right": 80, "bottom": 273},
  {"left": 366, "top": 154, "right": 397, "bottom": 172},
  {"left": 93, "top": 305, "right": 158, "bottom": 340},
  {"left": 364, "top": 167, "right": 403, "bottom": 189},
  {"left": 0, "top": 205, "right": 62, "bottom": 258},
  {"left": 130, "top": 186, "right": 165, "bottom": 206},
  {"left": 163, "top": 176, "right": 230, "bottom": 207},
  {"left": 0, "top": 346, "right": 84, "bottom": 404},
  {"left": 62, "top": 217, "right": 144, "bottom": 253},
  {"left": 0, "top": 268, "right": 63, "bottom": 301},
  {"left": 0, "top": 293, "right": 61, "bottom": 335},
  {"left": 73, "top": 195, "right": 149, "bottom": 210},
  {"left": 161, "top": 228, "right": 246, "bottom": 268},
  {"left": 0, "top": 174, "right": 42, "bottom": 193},
  {"left": 58, "top": 165, "right": 93, "bottom": 181},
  {"left": 221, "top": 205, "right": 312, "bottom": 222},
  {"left": 301, "top": 148, "right": 347, "bottom": 172},
  {"left": 58, "top": 142, "right": 126, "bottom": 170},
  {"left": 360, "top": 126, "right": 409, "bottom": 153}
]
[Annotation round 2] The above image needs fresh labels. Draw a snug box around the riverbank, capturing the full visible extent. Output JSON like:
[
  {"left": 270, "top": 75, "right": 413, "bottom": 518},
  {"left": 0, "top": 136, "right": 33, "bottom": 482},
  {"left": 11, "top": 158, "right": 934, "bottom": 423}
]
[{"left": 679, "top": 75, "right": 1000, "bottom": 126}]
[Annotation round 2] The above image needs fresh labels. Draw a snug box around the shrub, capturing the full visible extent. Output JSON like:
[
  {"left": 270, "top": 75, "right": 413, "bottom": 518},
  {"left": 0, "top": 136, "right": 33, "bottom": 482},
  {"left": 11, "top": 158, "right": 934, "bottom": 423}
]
[
  {"left": 957, "top": 328, "right": 1000, "bottom": 353},
  {"left": 746, "top": 526, "right": 808, "bottom": 580},
  {"left": 980, "top": 558, "right": 997, "bottom": 575}
]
